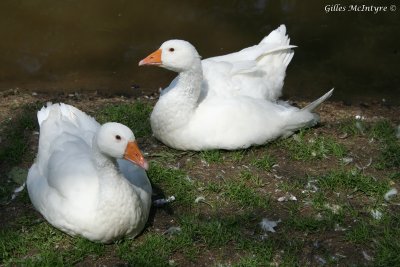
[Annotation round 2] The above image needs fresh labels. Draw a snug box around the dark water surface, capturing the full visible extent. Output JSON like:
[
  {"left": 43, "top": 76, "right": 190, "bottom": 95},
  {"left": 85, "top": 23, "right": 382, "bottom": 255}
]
[{"left": 0, "top": 0, "right": 399, "bottom": 104}]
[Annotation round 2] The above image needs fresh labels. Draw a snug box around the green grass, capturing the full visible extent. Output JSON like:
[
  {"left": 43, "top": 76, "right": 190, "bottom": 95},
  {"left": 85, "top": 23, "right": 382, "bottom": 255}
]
[
  {"left": 339, "top": 118, "right": 367, "bottom": 136},
  {"left": 339, "top": 119, "right": 399, "bottom": 169},
  {"left": 179, "top": 215, "right": 243, "bottom": 248},
  {"left": 96, "top": 102, "right": 152, "bottom": 138},
  {"left": 369, "top": 120, "right": 396, "bottom": 141},
  {"left": 316, "top": 169, "right": 389, "bottom": 198},
  {"left": 116, "top": 212, "right": 285, "bottom": 266},
  {"left": 281, "top": 129, "right": 346, "bottom": 161},
  {"left": 223, "top": 178, "right": 270, "bottom": 209},
  {"left": 148, "top": 162, "right": 198, "bottom": 206},
  {"left": 205, "top": 176, "right": 270, "bottom": 209},
  {"left": 346, "top": 220, "right": 372, "bottom": 244},
  {"left": 0, "top": 103, "right": 39, "bottom": 202},
  {"left": 346, "top": 214, "right": 400, "bottom": 266},
  {"left": 117, "top": 234, "right": 173, "bottom": 267},
  {"left": 369, "top": 120, "right": 400, "bottom": 169},
  {"left": 228, "top": 150, "right": 247, "bottom": 163},
  {"left": 374, "top": 216, "right": 400, "bottom": 266},
  {"left": 377, "top": 142, "right": 400, "bottom": 169},
  {"left": 0, "top": 222, "right": 105, "bottom": 265},
  {"left": 277, "top": 178, "right": 305, "bottom": 193},
  {"left": 200, "top": 150, "right": 223, "bottom": 163},
  {"left": 240, "top": 170, "right": 264, "bottom": 187},
  {"left": 251, "top": 152, "right": 275, "bottom": 171},
  {"left": 0, "top": 103, "right": 39, "bottom": 167}
]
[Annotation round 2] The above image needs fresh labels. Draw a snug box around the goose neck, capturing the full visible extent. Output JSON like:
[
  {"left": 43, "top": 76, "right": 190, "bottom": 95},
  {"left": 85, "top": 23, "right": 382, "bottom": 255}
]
[{"left": 174, "top": 61, "right": 203, "bottom": 101}]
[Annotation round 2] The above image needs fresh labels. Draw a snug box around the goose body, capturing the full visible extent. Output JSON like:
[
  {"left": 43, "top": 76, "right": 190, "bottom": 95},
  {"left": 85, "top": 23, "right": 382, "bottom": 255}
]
[
  {"left": 139, "top": 27, "right": 333, "bottom": 151},
  {"left": 27, "top": 103, "right": 152, "bottom": 243}
]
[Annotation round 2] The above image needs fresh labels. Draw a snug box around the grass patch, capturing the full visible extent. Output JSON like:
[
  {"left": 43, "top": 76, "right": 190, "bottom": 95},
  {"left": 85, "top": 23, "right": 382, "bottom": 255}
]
[
  {"left": 117, "top": 234, "right": 173, "bottom": 267},
  {"left": 316, "top": 169, "right": 389, "bottom": 198},
  {"left": 224, "top": 179, "right": 269, "bottom": 209},
  {"left": 374, "top": 216, "right": 400, "bottom": 266},
  {"left": 0, "top": 103, "right": 39, "bottom": 202},
  {"left": 369, "top": 120, "right": 396, "bottom": 141},
  {"left": 278, "top": 178, "right": 305, "bottom": 192},
  {"left": 281, "top": 129, "right": 346, "bottom": 161},
  {"left": 148, "top": 162, "right": 197, "bottom": 206},
  {"left": 200, "top": 173, "right": 271, "bottom": 219},
  {"left": 339, "top": 118, "right": 367, "bottom": 136},
  {"left": 0, "top": 222, "right": 105, "bottom": 265},
  {"left": 286, "top": 214, "right": 334, "bottom": 233},
  {"left": 377, "top": 142, "right": 400, "bottom": 169},
  {"left": 251, "top": 152, "right": 275, "bottom": 171},
  {"left": 367, "top": 120, "right": 400, "bottom": 169},
  {"left": 117, "top": 213, "right": 272, "bottom": 266},
  {"left": 0, "top": 103, "right": 39, "bottom": 167},
  {"left": 96, "top": 102, "right": 152, "bottom": 138},
  {"left": 179, "top": 214, "right": 243, "bottom": 248},
  {"left": 240, "top": 170, "right": 264, "bottom": 187},
  {"left": 339, "top": 118, "right": 400, "bottom": 170},
  {"left": 346, "top": 214, "right": 400, "bottom": 266},
  {"left": 200, "top": 150, "right": 223, "bottom": 163},
  {"left": 227, "top": 150, "right": 247, "bottom": 163},
  {"left": 346, "top": 221, "right": 372, "bottom": 244}
]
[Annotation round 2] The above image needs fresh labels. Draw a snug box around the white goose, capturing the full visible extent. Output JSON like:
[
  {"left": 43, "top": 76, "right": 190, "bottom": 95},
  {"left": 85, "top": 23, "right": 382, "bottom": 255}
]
[
  {"left": 142, "top": 25, "right": 295, "bottom": 101},
  {"left": 139, "top": 36, "right": 333, "bottom": 151},
  {"left": 27, "top": 103, "right": 152, "bottom": 243}
]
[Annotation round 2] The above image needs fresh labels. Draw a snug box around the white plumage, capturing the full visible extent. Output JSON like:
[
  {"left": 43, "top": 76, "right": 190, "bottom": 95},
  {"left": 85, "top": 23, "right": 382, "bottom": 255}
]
[
  {"left": 27, "top": 103, "right": 151, "bottom": 243},
  {"left": 201, "top": 25, "right": 295, "bottom": 100},
  {"left": 139, "top": 25, "right": 333, "bottom": 151}
]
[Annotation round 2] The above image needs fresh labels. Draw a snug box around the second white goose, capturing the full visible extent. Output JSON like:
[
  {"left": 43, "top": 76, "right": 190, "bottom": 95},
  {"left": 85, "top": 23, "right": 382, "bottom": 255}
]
[{"left": 139, "top": 39, "right": 333, "bottom": 151}]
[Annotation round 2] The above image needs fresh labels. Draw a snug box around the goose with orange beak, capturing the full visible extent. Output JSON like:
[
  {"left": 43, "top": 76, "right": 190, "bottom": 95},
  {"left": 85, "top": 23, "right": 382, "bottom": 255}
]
[
  {"left": 139, "top": 26, "right": 333, "bottom": 151},
  {"left": 27, "top": 103, "right": 152, "bottom": 243}
]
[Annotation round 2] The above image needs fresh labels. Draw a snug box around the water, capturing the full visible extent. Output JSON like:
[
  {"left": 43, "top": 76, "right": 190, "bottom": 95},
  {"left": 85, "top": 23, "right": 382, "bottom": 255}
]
[{"left": 0, "top": 0, "right": 399, "bottom": 104}]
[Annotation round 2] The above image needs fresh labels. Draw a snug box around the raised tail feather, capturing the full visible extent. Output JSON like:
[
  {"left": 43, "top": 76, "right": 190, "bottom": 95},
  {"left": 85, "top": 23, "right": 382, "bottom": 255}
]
[
  {"left": 301, "top": 88, "right": 334, "bottom": 112},
  {"left": 281, "top": 88, "right": 334, "bottom": 138}
]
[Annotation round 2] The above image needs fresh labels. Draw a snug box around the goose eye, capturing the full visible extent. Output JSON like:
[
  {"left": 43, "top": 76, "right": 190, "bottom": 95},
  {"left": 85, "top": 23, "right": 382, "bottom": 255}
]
[
  {"left": 169, "top": 48, "right": 175, "bottom": 52},
  {"left": 115, "top": 135, "right": 121, "bottom": 141}
]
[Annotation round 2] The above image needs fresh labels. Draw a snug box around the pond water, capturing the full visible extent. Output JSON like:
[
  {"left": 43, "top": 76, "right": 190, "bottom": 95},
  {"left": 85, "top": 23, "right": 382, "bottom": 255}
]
[{"left": 0, "top": 0, "right": 399, "bottom": 104}]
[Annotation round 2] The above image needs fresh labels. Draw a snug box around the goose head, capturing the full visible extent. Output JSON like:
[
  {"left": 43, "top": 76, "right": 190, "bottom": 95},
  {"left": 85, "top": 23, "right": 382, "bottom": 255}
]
[
  {"left": 96, "top": 122, "right": 148, "bottom": 170},
  {"left": 139, "top": 40, "right": 201, "bottom": 72}
]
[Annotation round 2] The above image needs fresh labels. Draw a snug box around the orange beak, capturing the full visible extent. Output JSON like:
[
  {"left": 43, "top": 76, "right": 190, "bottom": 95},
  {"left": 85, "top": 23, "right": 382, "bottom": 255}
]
[
  {"left": 139, "top": 49, "right": 162, "bottom": 66},
  {"left": 124, "top": 141, "right": 149, "bottom": 170}
]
